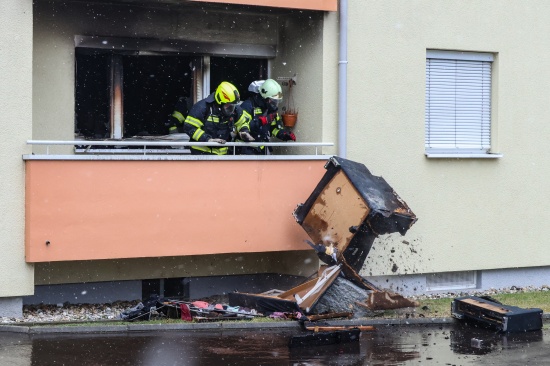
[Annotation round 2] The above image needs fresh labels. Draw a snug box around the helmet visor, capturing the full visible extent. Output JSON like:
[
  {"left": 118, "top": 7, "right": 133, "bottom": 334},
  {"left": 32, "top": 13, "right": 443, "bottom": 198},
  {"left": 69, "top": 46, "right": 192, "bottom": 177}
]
[
  {"left": 222, "top": 102, "right": 237, "bottom": 116},
  {"left": 267, "top": 97, "right": 282, "bottom": 109}
]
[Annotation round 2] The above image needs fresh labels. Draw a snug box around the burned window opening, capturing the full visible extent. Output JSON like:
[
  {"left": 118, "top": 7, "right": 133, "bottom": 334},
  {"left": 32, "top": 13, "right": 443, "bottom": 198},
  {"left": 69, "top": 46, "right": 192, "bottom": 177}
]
[
  {"left": 75, "top": 48, "right": 268, "bottom": 151},
  {"left": 75, "top": 51, "right": 111, "bottom": 139},
  {"left": 75, "top": 49, "right": 195, "bottom": 141},
  {"left": 210, "top": 56, "right": 267, "bottom": 102},
  {"left": 122, "top": 55, "right": 193, "bottom": 137}
]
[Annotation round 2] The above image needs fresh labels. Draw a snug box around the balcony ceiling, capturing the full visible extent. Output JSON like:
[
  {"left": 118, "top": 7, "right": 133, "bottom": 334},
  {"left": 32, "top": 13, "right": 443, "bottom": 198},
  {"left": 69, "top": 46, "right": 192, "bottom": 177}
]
[{"left": 34, "top": 0, "right": 326, "bottom": 14}]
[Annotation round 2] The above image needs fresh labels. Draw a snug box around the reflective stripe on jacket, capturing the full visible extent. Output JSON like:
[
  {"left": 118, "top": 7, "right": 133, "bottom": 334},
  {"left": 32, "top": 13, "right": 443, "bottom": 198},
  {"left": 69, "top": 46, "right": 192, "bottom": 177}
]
[
  {"left": 240, "top": 95, "right": 284, "bottom": 153},
  {"left": 183, "top": 93, "right": 251, "bottom": 155}
]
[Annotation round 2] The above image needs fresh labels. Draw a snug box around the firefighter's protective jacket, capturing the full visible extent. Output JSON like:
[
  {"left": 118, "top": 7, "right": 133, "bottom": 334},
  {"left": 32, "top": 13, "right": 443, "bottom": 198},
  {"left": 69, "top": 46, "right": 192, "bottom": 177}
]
[
  {"left": 240, "top": 94, "right": 285, "bottom": 154},
  {"left": 183, "top": 93, "right": 252, "bottom": 155},
  {"left": 167, "top": 96, "right": 191, "bottom": 134}
]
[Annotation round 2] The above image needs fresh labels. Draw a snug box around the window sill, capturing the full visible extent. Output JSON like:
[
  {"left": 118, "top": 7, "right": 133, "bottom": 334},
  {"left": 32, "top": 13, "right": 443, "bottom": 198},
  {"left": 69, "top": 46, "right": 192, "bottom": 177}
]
[{"left": 425, "top": 153, "right": 503, "bottom": 159}]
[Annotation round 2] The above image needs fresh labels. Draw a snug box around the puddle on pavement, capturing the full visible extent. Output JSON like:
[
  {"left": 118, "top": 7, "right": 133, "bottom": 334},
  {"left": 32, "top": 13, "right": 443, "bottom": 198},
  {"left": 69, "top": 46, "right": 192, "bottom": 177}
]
[{"left": 0, "top": 323, "right": 547, "bottom": 365}]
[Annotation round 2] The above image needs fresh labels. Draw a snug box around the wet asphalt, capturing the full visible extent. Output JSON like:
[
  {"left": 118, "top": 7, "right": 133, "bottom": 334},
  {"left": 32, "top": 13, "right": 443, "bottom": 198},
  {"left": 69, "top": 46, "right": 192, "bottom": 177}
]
[{"left": 1, "top": 319, "right": 549, "bottom": 365}]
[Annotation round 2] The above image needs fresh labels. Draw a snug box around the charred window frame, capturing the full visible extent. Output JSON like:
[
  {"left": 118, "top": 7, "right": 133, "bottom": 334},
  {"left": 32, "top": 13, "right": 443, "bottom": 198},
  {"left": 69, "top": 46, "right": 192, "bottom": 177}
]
[{"left": 74, "top": 36, "right": 273, "bottom": 142}]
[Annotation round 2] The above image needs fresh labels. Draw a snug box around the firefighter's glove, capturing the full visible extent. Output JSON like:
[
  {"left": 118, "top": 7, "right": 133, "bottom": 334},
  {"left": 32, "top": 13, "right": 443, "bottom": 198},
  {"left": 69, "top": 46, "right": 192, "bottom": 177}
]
[
  {"left": 258, "top": 116, "right": 269, "bottom": 126},
  {"left": 239, "top": 131, "right": 255, "bottom": 142},
  {"left": 168, "top": 126, "right": 179, "bottom": 135},
  {"left": 280, "top": 131, "right": 296, "bottom": 142},
  {"left": 208, "top": 138, "right": 226, "bottom": 144}
]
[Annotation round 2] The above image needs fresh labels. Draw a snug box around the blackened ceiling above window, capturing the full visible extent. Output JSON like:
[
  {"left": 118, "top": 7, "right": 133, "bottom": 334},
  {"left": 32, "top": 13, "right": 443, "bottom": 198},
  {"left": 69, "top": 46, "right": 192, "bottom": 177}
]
[
  {"left": 188, "top": 0, "right": 337, "bottom": 11},
  {"left": 37, "top": 0, "right": 336, "bottom": 12},
  {"left": 74, "top": 36, "right": 276, "bottom": 58}
]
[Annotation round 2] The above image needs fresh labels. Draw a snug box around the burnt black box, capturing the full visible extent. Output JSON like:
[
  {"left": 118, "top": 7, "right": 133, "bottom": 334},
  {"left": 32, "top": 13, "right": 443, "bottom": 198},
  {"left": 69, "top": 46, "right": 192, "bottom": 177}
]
[
  {"left": 293, "top": 156, "right": 417, "bottom": 271},
  {"left": 451, "top": 296, "right": 543, "bottom": 332}
]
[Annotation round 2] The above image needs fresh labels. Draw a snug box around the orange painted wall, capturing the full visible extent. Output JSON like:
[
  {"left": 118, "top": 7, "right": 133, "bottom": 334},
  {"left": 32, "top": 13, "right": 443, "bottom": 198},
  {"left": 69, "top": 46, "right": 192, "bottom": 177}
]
[
  {"left": 25, "top": 159, "right": 327, "bottom": 262},
  {"left": 189, "top": 0, "right": 337, "bottom": 11}
]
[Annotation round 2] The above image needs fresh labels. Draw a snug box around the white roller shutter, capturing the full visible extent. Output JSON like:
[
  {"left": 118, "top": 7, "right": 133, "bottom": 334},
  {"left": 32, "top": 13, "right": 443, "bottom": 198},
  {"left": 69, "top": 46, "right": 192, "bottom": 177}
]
[{"left": 425, "top": 51, "right": 493, "bottom": 153}]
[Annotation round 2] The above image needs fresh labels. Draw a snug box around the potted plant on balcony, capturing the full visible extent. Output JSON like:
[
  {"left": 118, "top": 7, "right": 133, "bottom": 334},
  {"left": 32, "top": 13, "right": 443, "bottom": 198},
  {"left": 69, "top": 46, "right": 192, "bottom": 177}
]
[{"left": 281, "top": 79, "right": 298, "bottom": 128}]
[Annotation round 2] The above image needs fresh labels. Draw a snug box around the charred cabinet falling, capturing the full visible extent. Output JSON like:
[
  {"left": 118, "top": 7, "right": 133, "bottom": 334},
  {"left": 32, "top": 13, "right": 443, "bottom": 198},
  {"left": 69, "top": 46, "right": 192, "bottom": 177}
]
[{"left": 230, "top": 157, "right": 419, "bottom": 314}]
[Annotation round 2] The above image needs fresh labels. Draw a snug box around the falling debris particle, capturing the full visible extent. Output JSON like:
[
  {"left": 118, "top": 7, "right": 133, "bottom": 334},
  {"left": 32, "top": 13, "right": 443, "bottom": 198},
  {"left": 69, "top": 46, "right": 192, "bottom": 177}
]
[{"left": 471, "top": 338, "right": 483, "bottom": 348}]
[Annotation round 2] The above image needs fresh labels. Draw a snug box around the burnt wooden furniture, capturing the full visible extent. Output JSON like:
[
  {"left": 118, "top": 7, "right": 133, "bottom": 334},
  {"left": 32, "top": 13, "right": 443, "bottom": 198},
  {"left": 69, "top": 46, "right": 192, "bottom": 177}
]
[
  {"left": 230, "top": 157, "right": 418, "bottom": 313},
  {"left": 451, "top": 296, "right": 543, "bottom": 332},
  {"left": 229, "top": 265, "right": 342, "bottom": 314},
  {"left": 293, "top": 156, "right": 417, "bottom": 273}
]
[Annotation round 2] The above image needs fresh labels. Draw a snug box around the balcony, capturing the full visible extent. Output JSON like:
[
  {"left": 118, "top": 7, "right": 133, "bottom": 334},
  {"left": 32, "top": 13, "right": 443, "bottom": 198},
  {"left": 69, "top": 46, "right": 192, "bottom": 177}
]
[{"left": 24, "top": 140, "right": 332, "bottom": 263}]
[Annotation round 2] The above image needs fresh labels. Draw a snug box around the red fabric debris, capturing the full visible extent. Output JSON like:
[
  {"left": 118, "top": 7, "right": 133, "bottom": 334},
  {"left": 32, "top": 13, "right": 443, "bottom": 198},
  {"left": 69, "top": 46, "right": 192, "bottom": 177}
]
[
  {"left": 192, "top": 301, "right": 209, "bottom": 309},
  {"left": 180, "top": 303, "right": 192, "bottom": 321}
]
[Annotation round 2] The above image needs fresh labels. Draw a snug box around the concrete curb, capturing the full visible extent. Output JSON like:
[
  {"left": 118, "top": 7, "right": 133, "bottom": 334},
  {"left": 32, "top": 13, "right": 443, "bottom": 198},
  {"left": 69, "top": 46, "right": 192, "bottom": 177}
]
[
  {"left": 0, "top": 325, "right": 30, "bottom": 334},
  {"left": 30, "top": 325, "right": 126, "bottom": 334},
  {"left": 1, "top": 314, "right": 548, "bottom": 334},
  {"left": 0, "top": 318, "right": 454, "bottom": 334}
]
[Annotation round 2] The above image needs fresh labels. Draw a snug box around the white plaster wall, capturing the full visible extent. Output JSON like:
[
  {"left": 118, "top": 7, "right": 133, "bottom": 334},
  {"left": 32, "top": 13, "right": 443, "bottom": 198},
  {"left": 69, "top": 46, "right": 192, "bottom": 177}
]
[
  {"left": 271, "top": 11, "right": 326, "bottom": 155},
  {"left": 0, "top": 0, "right": 35, "bottom": 297},
  {"left": 345, "top": 1, "right": 550, "bottom": 276}
]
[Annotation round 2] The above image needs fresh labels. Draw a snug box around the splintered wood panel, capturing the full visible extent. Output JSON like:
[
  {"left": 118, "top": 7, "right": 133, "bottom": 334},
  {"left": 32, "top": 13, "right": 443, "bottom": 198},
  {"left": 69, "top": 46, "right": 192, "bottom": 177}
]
[
  {"left": 278, "top": 267, "right": 341, "bottom": 311},
  {"left": 460, "top": 298, "right": 511, "bottom": 314},
  {"left": 301, "top": 171, "right": 370, "bottom": 252}
]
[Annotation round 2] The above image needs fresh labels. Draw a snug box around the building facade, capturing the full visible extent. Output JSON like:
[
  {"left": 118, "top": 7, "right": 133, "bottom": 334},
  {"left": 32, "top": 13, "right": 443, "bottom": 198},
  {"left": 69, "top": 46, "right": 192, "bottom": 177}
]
[{"left": 1, "top": 0, "right": 549, "bottom": 316}]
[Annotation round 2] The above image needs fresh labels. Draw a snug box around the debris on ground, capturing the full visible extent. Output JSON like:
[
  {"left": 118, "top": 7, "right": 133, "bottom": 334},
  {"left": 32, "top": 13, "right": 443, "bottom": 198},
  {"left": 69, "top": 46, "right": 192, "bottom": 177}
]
[
  {"left": 0, "top": 286, "right": 547, "bottom": 324},
  {"left": 451, "top": 295, "right": 543, "bottom": 332},
  {"left": 119, "top": 295, "right": 260, "bottom": 322},
  {"left": 230, "top": 156, "right": 419, "bottom": 316}
]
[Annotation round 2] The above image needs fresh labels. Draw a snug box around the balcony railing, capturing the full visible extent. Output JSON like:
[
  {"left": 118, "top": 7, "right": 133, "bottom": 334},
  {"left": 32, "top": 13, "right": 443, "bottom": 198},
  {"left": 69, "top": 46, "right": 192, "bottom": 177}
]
[{"left": 26, "top": 139, "right": 333, "bottom": 159}]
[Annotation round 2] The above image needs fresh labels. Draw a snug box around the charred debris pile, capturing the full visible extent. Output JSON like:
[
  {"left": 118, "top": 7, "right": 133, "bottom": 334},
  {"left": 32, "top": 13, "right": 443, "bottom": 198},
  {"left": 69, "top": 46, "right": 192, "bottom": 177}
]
[
  {"left": 120, "top": 157, "right": 419, "bottom": 328},
  {"left": 229, "top": 156, "right": 419, "bottom": 317}
]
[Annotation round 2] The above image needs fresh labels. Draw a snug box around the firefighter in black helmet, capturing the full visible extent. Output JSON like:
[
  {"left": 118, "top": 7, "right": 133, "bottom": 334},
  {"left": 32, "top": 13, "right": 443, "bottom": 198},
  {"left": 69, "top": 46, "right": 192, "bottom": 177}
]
[
  {"left": 166, "top": 96, "right": 192, "bottom": 135},
  {"left": 183, "top": 81, "right": 254, "bottom": 155},
  {"left": 238, "top": 79, "right": 296, "bottom": 155}
]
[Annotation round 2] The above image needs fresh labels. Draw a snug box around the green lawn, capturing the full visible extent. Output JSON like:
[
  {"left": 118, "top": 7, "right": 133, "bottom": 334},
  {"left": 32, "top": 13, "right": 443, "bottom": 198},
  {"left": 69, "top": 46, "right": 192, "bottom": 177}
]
[{"left": 382, "top": 291, "right": 550, "bottom": 319}]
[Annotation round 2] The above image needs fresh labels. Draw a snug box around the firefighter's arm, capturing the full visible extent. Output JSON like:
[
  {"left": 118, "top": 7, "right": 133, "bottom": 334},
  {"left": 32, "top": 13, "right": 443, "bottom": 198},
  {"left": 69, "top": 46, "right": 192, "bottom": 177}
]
[
  {"left": 270, "top": 113, "right": 283, "bottom": 136},
  {"left": 235, "top": 110, "right": 255, "bottom": 141},
  {"left": 276, "top": 129, "right": 296, "bottom": 141},
  {"left": 183, "top": 115, "right": 211, "bottom": 142},
  {"left": 270, "top": 113, "right": 296, "bottom": 141}
]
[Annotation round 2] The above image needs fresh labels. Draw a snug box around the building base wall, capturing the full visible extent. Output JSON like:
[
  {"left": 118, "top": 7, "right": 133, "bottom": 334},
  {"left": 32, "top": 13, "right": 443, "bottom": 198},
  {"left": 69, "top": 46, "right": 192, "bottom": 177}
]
[
  {"left": 23, "top": 274, "right": 307, "bottom": 306},
  {"left": 0, "top": 297, "right": 23, "bottom": 319},
  {"left": 10, "top": 266, "right": 550, "bottom": 316},
  {"left": 369, "top": 266, "right": 550, "bottom": 297},
  {"left": 23, "top": 281, "right": 142, "bottom": 305}
]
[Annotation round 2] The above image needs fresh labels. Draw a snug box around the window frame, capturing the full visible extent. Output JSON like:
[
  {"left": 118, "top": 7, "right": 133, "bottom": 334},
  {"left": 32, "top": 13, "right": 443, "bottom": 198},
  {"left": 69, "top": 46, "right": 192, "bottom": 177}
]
[
  {"left": 73, "top": 36, "right": 273, "bottom": 150},
  {"left": 425, "top": 50, "right": 502, "bottom": 159}
]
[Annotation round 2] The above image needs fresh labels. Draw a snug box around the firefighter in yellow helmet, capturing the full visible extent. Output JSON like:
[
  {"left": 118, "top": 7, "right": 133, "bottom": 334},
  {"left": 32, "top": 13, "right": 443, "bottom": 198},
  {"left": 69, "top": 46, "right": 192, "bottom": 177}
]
[{"left": 183, "top": 81, "right": 254, "bottom": 155}]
